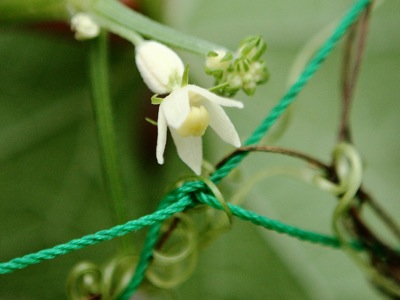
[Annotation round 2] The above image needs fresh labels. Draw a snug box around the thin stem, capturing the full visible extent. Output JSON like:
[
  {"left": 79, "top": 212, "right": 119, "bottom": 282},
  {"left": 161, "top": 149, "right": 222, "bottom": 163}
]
[
  {"left": 339, "top": 3, "right": 372, "bottom": 142},
  {"left": 339, "top": 22, "right": 356, "bottom": 142},
  {"left": 216, "top": 145, "right": 330, "bottom": 171},
  {"left": 349, "top": 207, "right": 400, "bottom": 288},
  {"left": 89, "top": 31, "right": 130, "bottom": 252},
  {"left": 155, "top": 217, "right": 180, "bottom": 251},
  {"left": 338, "top": 0, "right": 400, "bottom": 244},
  {"left": 218, "top": 145, "right": 400, "bottom": 242},
  {"left": 357, "top": 189, "right": 400, "bottom": 243},
  {"left": 89, "top": 0, "right": 225, "bottom": 54},
  {"left": 91, "top": 9, "right": 144, "bottom": 46}
]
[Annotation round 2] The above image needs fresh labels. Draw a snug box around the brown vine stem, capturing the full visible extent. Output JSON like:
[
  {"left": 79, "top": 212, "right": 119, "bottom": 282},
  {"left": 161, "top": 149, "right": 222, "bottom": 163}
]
[
  {"left": 350, "top": 205, "right": 400, "bottom": 281},
  {"left": 357, "top": 189, "right": 400, "bottom": 243},
  {"left": 339, "top": 1, "right": 400, "bottom": 243},
  {"left": 337, "top": 5, "right": 400, "bottom": 291},
  {"left": 216, "top": 145, "right": 330, "bottom": 171},
  {"left": 339, "top": 2, "right": 371, "bottom": 142},
  {"left": 219, "top": 144, "right": 400, "bottom": 243},
  {"left": 155, "top": 217, "right": 180, "bottom": 251}
]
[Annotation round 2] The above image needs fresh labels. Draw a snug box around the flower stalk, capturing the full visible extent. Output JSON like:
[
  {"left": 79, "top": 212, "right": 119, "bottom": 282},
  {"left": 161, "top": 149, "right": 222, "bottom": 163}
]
[
  {"left": 0, "top": 0, "right": 225, "bottom": 56},
  {"left": 88, "top": 0, "right": 223, "bottom": 54},
  {"left": 89, "top": 31, "right": 130, "bottom": 252}
]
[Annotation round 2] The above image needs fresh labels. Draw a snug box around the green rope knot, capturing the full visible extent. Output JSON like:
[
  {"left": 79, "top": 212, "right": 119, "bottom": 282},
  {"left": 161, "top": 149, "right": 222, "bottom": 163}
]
[{"left": 119, "top": 176, "right": 232, "bottom": 299}]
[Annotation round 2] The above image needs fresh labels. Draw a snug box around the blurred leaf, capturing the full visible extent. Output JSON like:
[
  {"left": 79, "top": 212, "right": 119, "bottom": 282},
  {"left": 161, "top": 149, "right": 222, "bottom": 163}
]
[{"left": 0, "top": 29, "right": 164, "bottom": 298}]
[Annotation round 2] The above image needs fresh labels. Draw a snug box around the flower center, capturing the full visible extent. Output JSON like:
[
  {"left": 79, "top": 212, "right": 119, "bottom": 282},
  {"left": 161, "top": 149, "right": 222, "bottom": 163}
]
[{"left": 177, "top": 106, "right": 210, "bottom": 137}]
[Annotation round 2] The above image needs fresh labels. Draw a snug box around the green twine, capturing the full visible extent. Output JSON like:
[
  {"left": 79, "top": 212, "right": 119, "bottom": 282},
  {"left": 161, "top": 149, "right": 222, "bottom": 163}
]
[
  {"left": 0, "top": 198, "right": 192, "bottom": 275},
  {"left": 0, "top": 183, "right": 362, "bottom": 276},
  {"left": 117, "top": 190, "right": 182, "bottom": 299},
  {"left": 0, "top": 0, "right": 371, "bottom": 298}
]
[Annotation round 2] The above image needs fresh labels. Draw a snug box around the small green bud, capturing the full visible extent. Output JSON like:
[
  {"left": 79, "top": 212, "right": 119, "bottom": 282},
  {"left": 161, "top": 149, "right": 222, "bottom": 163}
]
[
  {"left": 205, "top": 35, "right": 269, "bottom": 97},
  {"left": 205, "top": 49, "right": 232, "bottom": 73}
]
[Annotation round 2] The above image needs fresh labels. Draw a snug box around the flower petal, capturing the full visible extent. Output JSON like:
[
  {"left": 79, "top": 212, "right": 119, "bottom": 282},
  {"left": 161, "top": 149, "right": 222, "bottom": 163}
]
[
  {"left": 156, "top": 107, "right": 168, "bottom": 164},
  {"left": 170, "top": 128, "right": 202, "bottom": 175},
  {"left": 161, "top": 87, "right": 191, "bottom": 129},
  {"left": 187, "top": 85, "right": 244, "bottom": 108},
  {"left": 203, "top": 100, "right": 241, "bottom": 147}
]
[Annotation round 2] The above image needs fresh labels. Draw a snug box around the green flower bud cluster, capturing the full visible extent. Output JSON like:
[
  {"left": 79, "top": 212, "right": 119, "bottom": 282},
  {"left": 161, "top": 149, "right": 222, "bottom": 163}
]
[{"left": 205, "top": 36, "right": 269, "bottom": 97}]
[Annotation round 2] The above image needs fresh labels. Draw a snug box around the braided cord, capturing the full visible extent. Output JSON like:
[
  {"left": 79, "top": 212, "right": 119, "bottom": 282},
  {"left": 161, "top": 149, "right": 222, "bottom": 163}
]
[
  {"left": 198, "top": 192, "right": 362, "bottom": 250},
  {"left": 0, "top": 198, "right": 193, "bottom": 275},
  {"left": 0, "top": 183, "right": 362, "bottom": 276}
]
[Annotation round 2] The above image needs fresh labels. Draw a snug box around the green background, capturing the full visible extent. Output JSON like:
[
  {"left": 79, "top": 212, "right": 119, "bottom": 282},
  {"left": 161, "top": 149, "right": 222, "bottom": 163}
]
[{"left": 1, "top": 0, "right": 399, "bottom": 299}]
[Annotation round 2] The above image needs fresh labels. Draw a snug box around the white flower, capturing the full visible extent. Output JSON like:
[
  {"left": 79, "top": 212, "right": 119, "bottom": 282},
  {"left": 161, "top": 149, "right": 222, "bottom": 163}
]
[
  {"left": 135, "top": 41, "right": 243, "bottom": 174},
  {"left": 70, "top": 13, "right": 100, "bottom": 40},
  {"left": 157, "top": 85, "right": 243, "bottom": 174}
]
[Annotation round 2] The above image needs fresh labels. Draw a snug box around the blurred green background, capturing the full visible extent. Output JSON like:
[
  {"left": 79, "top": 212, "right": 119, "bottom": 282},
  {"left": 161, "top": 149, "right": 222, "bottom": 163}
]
[{"left": 1, "top": 0, "right": 399, "bottom": 299}]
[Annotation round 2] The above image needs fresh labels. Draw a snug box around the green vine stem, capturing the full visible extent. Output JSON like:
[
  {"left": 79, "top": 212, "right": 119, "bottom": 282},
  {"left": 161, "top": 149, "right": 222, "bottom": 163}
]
[
  {"left": 0, "top": 0, "right": 225, "bottom": 55},
  {"left": 89, "top": 31, "right": 130, "bottom": 252},
  {"left": 87, "top": 0, "right": 224, "bottom": 53}
]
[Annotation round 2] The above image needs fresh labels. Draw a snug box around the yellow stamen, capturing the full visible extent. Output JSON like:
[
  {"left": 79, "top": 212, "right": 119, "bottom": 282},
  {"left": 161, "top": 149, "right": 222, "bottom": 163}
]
[{"left": 177, "top": 106, "right": 210, "bottom": 137}]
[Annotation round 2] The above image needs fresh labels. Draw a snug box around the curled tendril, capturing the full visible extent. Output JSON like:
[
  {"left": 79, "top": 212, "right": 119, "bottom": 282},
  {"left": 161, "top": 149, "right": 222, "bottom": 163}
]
[
  {"left": 178, "top": 177, "right": 233, "bottom": 248},
  {"left": 182, "top": 176, "right": 235, "bottom": 242},
  {"left": 200, "top": 177, "right": 233, "bottom": 224},
  {"left": 330, "top": 143, "right": 400, "bottom": 296},
  {"left": 174, "top": 176, "right": 233, "bottom": 249},
  {"left": 147, "top": 175, "right": 234, "bottom": 283},
  {"left": 188, "top": 202, "right": 233, "bottom": 249},
  {"left": 193, "top": 176, "right": 234, "bottom": 248},
  {"left": 102, "top": 255, "right": 138, "bottom": 300},
  {"left": 146, "top": 213, "right": 198, "bottom": 289},
  {"left": 66, "top": 261, "right": 102, "bottom": 300},
  {"left": 231, "top": 166, "right": 328, "bottom": 207},
  {"left": 66, "top": 256, "right": 139, "bottom": 300},
  {"left": 331, "top": 143, "right": 363, "bottom": 245}
]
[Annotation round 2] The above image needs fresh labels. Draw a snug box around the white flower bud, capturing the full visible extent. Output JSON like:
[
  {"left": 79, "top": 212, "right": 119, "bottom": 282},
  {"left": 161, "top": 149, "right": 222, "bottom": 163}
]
[
  {"left": 71, "top": 13, "right": 100, "bottom": 40},
  {"left": 135, "top": 41, "right": 184, "bottom": 94}
]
